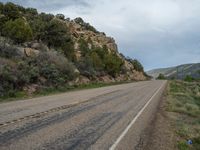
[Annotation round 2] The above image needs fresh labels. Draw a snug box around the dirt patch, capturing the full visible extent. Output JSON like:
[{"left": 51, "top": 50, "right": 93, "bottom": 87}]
[{"left": 143, "top": 88, "right": 178, "bottom": 150}]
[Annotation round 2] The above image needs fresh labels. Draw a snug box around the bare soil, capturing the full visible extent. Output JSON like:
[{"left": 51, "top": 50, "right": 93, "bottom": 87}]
[{"left": 144, "top": 89, "right": 178, "bottom": 150}]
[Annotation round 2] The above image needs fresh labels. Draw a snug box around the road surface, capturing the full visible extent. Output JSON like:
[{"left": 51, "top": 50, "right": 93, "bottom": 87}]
[{"left": 0, "top": 80, "right": 167, "bottom": 150}]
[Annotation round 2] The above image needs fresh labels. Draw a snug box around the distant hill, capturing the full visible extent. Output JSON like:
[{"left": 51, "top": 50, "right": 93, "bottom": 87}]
[{"left": 147, "top": 63, "right": 200, "bottom": 79}]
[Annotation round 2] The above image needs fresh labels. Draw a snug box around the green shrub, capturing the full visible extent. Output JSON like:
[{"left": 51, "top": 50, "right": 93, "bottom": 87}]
[
  {"left": 104, "top": 53, "right": 123, "bottom": 76},
  {"left": 157, "top": 73, "right": 166, "bottom": 80},
  {"left": 193, "top": 137, "right": 200, "bottom": 148},
  {"left": 39, "top": 13, "right": 54, "bottom": 22},
  {"left": 0, "top": 14, "right": 8, "bottom": 34},
  {"left": 90, "top": 51, "right": 104, "bottom": 71},
  {"left": 0, "top": 58, "right": 37, "bottom": 97},
  {"left": 3, "top": 2, "right": 20, "bottom": 20},
  {"left": 3, "top": 18, "right": 33, "bottom": 43},
  {"left": 74, "top": 17, "right": 99, "bottom": 33},
  {"left": 25, "top": 8, "right": 38, "bottom": 16},
  {"left": 0, "top": 2, "right": 3, "bottom": 13},
  {"left": 0, "top": 51, "right": 78, "bottom": 97},
  {"left": 0, "top": 58, "right": 16, "bottom": 97},
  {"left": 177, "top": 141, "right": 189, "bottom": 150},
  {"left": 131, "top": 59, "right": 144, "bottom": 72},
  {"left": 0, "top": 38, "right": 19, "bottom": 58},
  {"left": 184, "top": 75, "right": 194, "bottom": 82},
  {"left": 42, "top": 19, "right": 71, "bottom": 48},
  {"left": 29, "top": 17, "right": 46, "bottom": 41},
  {"left": 62, "top": 41, "right": 75, "bottom": 61},
  {"left": 93, "top": 45, "right": 109, "bottom": 60},
  {"left": 79, "top": 38, "right": 90, "bottom": 56},
  {"left": 76, "top": 55, "right": 96, "bottom": 77},
  {"left": 56, "top": 14, "right": 65, "bottom": 20},
  {"left": 36, "top": 51, "right": 77, "bottom": 85},
  {"left": 185, "top": 103, "right": 199, "bottom": 112}
]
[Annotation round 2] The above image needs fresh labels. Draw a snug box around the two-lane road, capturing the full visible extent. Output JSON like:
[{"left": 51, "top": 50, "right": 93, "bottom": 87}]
[{"left": 0, "top": 80, "right": 167, "bottom": 150}]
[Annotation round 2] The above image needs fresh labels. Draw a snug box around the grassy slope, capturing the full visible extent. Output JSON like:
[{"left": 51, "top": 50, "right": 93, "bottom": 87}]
[
  {"left": 147, "top": 63, "right": 200, "bottom": 79},
  {"left": 166, "top": 81, "right": 200, "bottom": 150}
]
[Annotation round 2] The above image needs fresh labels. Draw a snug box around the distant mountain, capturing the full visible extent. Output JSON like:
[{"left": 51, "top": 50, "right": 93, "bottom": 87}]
[{"left": 147, "top": 63, "right": 200, "bottom": 79}]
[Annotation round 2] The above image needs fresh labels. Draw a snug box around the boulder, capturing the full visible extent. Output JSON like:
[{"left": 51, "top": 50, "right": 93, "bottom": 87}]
[
  {"left": 99, "top": 75, "right": 115, "bottom": 83},
  {"left": 31, "top": 42, "right": 49, "bottom": 51},
  {"left": 131, "top": 71, "right": 147, "bottom": 81},
  {"left": 24, "top": 48, "right": 40, "bottom": 57},
  {"left": 74, "top": 42, "right": 79, "bottom": 50},
  {"left": 16, "top": 47, "right": 26, "bottom": 57},
  {"left": 75, "top": 76, "right": 90, "bottom": 84},
  {"left": 31, "top": 42, "right": 40, "bottom": 49},
  {"left": 74, "top": 68, "right": 80, "bottom": 74},
  {"left": 75, "top": 50, "right": 82, "bottom": 60},
  {"left": 23, "top": 84, "right": 39, "bottom": 95}
]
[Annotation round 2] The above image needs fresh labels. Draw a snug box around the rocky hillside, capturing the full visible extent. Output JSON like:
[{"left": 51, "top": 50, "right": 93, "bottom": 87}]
[
  {"left": 147, "top": 63, "right": 200, "bottom": 79},
  {"left": 0, "top": 2, "right": 147, "bottom": 97}
]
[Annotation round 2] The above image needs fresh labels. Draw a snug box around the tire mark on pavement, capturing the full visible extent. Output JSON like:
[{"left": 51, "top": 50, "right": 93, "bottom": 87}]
[
  {"left": 0, "top": 90, "right": 121, "bottom": 128},
  {"left": 0, "top": 88, "right": 136, "bottom": 145},
  {"left": 37, "top": 91, "right": 150, "bottom": 150},
  {"left": 40, "top": 112, "right": 122, "bottom": 150}
]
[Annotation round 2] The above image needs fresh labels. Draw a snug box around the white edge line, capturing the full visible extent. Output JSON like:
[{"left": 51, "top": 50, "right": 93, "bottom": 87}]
[{"left": 109, "top": 82, "right": 166, "bottom": 150}]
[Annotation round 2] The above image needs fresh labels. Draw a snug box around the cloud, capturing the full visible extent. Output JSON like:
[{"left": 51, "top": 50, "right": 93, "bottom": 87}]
[
  {"left": 1, "top": 0, "right": 200, "bottom": 70},
  {"left": 0, "top": 0, "right": 91, "bottom": 12}
]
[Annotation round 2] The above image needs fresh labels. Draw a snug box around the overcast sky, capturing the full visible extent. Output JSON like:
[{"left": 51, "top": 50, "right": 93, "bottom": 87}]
[{"left": 1, "top": 0, "right": 200, "bottom": 70}]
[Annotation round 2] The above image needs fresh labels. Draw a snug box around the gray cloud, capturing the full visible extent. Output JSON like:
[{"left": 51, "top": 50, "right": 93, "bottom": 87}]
[
  {"left": 0, "top": 0, "right": 90, "bottom": 12},
  {"left": 1, "top": 0, "right": 200, "bottom": 70}
]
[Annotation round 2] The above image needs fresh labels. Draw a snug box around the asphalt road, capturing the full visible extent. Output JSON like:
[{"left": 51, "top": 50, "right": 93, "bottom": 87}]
[{"left": 0, "top": 80, "right": 167, "bottom": 150}]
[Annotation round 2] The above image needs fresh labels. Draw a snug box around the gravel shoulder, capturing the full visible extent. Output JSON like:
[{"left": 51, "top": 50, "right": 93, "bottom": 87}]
[{"left": 144, "top": 86, "right": 177, "bottom": 150}]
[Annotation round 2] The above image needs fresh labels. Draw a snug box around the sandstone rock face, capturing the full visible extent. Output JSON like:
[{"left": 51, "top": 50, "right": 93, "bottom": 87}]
[
  {"left": 24, "top": 48, "right": 40, "bottom": 57},
  {"left": 131, "top": 71, "right": 147, "bottom": 81},
  {"left": 124, "top": 60, "right": 134, "bottom": 71},
  {"left": 75, "top": 76, "right": 90, "bottom": 84},
  {"left": 64, "top": 18, "right": 147, "bottom": 82},
  {"left": 98, "top": 75, "right": 115, "bottom": 83},
  {"left": 74, "top": 50, "right": 81, "bottom": 60},
  {"left": 67, "top": 21, "right": 118, "bottom": 53},
  {"left": 13, "top": 18, "right": 146, "bottom": 86},
  {"left": 23, "top": 84, "right": 39, "bottom": 95}
]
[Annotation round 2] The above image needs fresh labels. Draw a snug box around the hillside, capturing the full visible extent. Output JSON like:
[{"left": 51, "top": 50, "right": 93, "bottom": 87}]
[
  {"left": 0, "top": 2, "right": 147, "bottom": 98},
  {"left": 147, "top": 63, "right": 200, "bottom": 79}
]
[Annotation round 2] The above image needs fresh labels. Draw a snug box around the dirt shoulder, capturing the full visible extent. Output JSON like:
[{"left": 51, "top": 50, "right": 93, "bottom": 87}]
[
  {"left": 144, "top": 80, "right": 200, "bottom": 150},
  {"left": 143, "top": 83, "right": 177, "bottom": 150}
]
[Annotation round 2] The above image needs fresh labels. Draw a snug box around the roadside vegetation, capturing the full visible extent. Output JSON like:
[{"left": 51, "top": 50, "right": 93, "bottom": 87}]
[
  {"left": 156, "top": 73, "right": 166, "bottom": 80},
  {"left": 0, "top": 80, "right": 132, "bottom": 103},
  {"left": 166, "top": 80, "right": 200, "bottom": 150}
]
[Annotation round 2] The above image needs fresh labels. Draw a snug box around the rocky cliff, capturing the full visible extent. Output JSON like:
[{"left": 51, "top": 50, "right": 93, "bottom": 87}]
[
  {"left": 4, "top": 17, "right": 147, "bottom": 83},
  {"left": 65, "top": 17, "right": 147, "bottom": 82},
  {"left": 0, "top": 2, "right": 147, "bottom": 97}
]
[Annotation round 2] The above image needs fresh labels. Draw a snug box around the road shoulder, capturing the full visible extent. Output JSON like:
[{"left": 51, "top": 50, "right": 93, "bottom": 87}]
[{"left": 143, "top": 87, "right": 177, "bottom": 150}]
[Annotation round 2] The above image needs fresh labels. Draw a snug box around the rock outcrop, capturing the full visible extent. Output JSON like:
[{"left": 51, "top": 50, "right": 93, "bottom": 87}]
[
  {"left": 66, "top": 20, "right": 118, "bottom": 53},
  {"left": 0, "top": 2, "right": 148, "bottom": 98},
  {"left": 64, "top": 18, "right": 147, "bottom": 82},
  {"left": 0, "top": 17, "right": 147, "bottom": 88}
]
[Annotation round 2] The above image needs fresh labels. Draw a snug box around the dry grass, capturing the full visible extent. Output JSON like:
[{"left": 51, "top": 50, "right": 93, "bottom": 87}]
[{"left": 166, "top": 80, "right": 200, "bottom": 150}]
